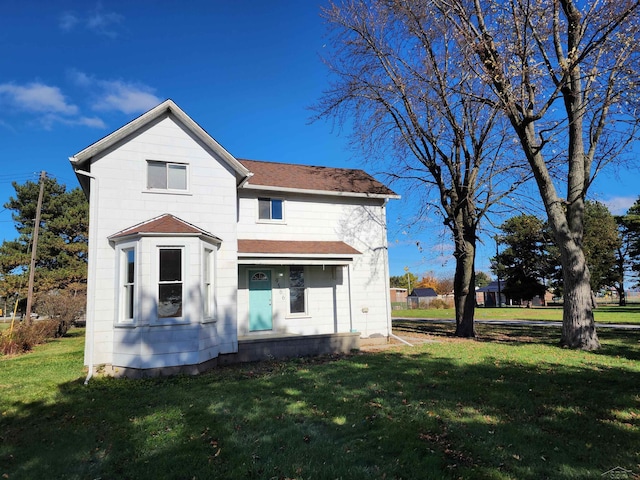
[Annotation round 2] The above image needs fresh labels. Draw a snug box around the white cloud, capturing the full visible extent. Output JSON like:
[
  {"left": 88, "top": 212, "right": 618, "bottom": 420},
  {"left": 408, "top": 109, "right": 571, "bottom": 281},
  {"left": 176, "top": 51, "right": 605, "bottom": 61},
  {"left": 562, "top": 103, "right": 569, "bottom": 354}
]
[
  {"left": 0, "top": 83, "right": 78, "bottom": 115},
  {"left": 30, "top": 113, "right": 106, "bottom": 131},
  {"left": 93, "top": 82, "right": 161, "bottom": 114},
  {"left": 604, "top": 196, "right": 637, "bottom": 215},
  {"left": 69, "top": 70, "right": 161, "bottom": 115},
  {"left": 75, "top": 116, "right": 107, "bottom": 129},
  {"left": 59, "top": 12, "right": 79, "bottom": 31},
  {"left": 69, "top": 70, "right": 92, "bottom": 87},
  {"left": 86, "top": 10, "right": 123, "bottom": 37},
  {"left": 0, "top": 81, "right": 107, "bottom": 130},
  {"left": 58, "top": 5, "right": 123, "bottom": 38}
]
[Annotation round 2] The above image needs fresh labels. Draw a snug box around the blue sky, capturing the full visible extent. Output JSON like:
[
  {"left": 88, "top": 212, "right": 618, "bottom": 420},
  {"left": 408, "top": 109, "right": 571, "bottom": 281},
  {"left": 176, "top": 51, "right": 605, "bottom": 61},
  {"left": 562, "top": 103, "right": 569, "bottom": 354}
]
[{"left": 1, "top": 1, "right": 638, "bottom": 281}]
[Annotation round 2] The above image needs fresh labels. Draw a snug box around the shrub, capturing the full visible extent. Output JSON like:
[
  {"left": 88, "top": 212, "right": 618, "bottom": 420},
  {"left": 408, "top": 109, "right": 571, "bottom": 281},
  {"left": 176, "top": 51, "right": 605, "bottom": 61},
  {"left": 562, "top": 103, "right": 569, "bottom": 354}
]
[
  {"left": 36, "top": 289, "right": 86, "bottom": 337},
  {"left": 429, "top": 298, "right": 453, "bottom": 309},
  {"left": 0, "top": 319, "right": 59, "bottom": 355}
]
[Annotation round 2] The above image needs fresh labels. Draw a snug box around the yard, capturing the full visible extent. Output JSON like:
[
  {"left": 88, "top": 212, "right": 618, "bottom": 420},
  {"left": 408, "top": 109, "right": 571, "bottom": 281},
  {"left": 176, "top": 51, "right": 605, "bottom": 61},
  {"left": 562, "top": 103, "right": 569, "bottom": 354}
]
[
  {"left": 1, "top": 322, "right": 639, "bottom": 479},
  {"left": 392, "top": 304, "right": 640, "bottom": 324}
]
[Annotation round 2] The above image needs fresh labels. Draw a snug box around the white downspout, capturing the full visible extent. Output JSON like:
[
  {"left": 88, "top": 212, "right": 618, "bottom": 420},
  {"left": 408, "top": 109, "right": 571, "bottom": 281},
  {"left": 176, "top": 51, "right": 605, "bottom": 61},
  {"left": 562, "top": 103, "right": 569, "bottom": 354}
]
[
  {"left": 381, "top": 200, "right": 413, "bottom": 347},
  {"left": 75, "top": 169, "right": 98, "bottom": 385},
  {"left": 347, "top": 264, "right": 354, "bottom": 333}
]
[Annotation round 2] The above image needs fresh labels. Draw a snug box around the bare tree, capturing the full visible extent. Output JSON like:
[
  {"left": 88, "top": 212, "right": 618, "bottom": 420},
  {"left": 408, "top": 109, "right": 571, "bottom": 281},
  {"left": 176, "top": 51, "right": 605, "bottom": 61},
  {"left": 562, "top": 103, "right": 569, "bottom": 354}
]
[
  {"left": 432, "top": 0, "right": 640, "bottom": 349},
  {"left": 316, "top": 1, "right": 531, "bottom": 336}
]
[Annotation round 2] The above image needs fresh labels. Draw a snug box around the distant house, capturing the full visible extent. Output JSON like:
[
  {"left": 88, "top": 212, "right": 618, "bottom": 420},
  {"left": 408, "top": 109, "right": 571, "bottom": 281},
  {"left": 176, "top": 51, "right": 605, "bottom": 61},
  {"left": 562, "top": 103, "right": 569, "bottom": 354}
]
[
  {"left": 408, "top": 287, "right": 438, "bottom": 308},
  {"left": 476, "top": 281, "right": 507, "bottom": 307},
  {"left": 68, "top": 99, "right": 399, "bottom": 378},
  {"left": 476, "top": 281, "right": 552, "bottom": 307},
  {"left": 389, "top": 288, "right": 408, "bottom": 304}
]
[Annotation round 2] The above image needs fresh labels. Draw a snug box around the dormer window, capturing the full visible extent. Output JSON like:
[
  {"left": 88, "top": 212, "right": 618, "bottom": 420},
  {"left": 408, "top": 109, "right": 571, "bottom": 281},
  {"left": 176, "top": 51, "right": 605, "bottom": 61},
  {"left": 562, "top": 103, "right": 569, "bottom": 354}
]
[
  {"left": 147, "top": 160, "right": 188, "bottom": 191},
  {"left": 258, "top": 197, "right": 283, "bottom": 221}
]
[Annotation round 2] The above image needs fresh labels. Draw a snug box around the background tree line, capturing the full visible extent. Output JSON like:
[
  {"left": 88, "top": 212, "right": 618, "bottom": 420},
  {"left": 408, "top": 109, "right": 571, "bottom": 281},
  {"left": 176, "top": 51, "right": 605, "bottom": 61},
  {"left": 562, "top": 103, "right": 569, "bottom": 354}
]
[
  {"left": 390, "top": 270, "right": 491, "bottom": 295},
  {"left": 492, "top": 199, "right": 640, "bottom": 306}
]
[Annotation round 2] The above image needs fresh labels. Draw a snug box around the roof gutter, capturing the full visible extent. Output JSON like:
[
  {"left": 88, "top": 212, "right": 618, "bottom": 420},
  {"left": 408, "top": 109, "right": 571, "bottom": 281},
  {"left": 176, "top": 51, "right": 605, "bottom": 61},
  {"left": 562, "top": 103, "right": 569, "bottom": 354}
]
[{"left": 240, "top": 183, "right": 400, "bottom": 200}]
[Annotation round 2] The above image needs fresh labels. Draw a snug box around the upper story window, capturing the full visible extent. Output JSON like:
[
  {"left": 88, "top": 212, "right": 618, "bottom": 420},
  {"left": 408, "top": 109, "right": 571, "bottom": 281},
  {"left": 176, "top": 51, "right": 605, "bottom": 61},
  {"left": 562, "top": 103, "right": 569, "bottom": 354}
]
[
  {"left": 147, "top": 160, "right": 188, "bottom": 191},
  {"left": 258, "top": 197, "right": 283, "bottom": 221}
]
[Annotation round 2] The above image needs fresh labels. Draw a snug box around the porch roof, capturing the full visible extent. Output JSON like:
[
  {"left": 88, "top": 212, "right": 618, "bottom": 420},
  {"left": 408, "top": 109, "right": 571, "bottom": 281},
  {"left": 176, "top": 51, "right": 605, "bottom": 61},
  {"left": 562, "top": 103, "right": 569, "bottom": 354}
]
[{"left": 237, "top": 239, "right": 361, "bottom": 265}]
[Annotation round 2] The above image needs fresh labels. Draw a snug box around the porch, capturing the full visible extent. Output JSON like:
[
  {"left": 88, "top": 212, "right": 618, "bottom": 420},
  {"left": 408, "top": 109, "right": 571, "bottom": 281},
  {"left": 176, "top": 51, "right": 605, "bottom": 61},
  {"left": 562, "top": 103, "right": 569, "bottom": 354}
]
[
  {"left": 103, "top": 331, "right": 387, "bottom": 378},
  {"left": 218, "top": 331, "right": 363, "bottom": 365}
]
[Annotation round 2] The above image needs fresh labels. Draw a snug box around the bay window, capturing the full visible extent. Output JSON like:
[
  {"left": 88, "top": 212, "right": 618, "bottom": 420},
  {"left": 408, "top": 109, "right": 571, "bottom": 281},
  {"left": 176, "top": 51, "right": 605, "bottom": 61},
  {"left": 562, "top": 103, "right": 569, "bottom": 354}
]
[{"left": 158, "top": 247, "right": 183, "bottom": 318}]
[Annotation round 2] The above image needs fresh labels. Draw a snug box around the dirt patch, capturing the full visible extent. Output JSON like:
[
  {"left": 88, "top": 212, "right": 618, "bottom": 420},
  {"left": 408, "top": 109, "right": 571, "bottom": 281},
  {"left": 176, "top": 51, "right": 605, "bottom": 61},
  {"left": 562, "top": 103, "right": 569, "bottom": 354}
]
[{"left": 359, "top": 334, "right": 438, "bottom": 352}]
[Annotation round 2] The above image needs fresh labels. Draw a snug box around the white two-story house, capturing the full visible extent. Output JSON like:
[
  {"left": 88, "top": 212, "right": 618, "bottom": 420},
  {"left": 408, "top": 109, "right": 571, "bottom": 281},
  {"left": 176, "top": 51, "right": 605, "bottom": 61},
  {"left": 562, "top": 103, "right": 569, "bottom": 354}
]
[{"left": 69, "top": 100, "right": 398, "bottom": 378}]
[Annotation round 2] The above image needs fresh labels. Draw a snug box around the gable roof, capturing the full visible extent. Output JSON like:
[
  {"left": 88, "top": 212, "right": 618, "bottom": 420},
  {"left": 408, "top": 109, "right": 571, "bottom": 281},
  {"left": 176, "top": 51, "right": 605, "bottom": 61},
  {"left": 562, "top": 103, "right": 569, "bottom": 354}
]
[
  {"left": 409, "top": 287, "right": 438, "bottom": 297},
  {"left": 69, "top": 100, "right": 397, "bottom": 200},
  {"left": 109, "top": 214, "right": 220, "bottom": 242},
  {"left": 69, "top": 99, "right": 251, "bottom": 190},
  {"left": 238, "top": 159, "right": 398, "bottom": 199}
]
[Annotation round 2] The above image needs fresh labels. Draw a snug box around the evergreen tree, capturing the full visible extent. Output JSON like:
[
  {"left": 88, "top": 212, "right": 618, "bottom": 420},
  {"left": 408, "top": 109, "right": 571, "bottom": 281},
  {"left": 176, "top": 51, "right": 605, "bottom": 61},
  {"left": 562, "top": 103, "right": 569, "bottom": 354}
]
[
  {"left": 493, "top": 215, "right": 554, "bottom": 303},
  {"left": 0, "top": 177, "right": 88, "bottom": 307},
  {"left": 475, "top": 271, "right": 491, "bottom": 288},
  {"left": 620, "top": 198, "right": 640, "bottom": 288},
  {"left": 582, "top": 201, "right": 621, "bottom": 294}
]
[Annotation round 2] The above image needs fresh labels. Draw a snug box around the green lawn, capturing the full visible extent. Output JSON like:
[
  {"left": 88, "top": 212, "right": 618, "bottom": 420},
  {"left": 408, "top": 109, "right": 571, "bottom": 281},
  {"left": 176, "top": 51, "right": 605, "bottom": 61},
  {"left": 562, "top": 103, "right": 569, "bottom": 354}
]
[
  {"left": 1, "top": 327, "right": 639, "bottom": 479},
  {"left": 393, "top": 305, "right": 640, "bottom": 324}
]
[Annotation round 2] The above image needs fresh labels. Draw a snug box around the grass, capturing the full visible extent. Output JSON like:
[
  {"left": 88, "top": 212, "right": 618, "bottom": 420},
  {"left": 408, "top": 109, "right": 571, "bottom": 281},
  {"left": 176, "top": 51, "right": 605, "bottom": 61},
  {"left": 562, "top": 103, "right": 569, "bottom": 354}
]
[
  {"left": 1, "top": 326, "right": 639, "bottom": 479},
  {"left": 393, "top": 305, "right": 640, "bottom": 324}
]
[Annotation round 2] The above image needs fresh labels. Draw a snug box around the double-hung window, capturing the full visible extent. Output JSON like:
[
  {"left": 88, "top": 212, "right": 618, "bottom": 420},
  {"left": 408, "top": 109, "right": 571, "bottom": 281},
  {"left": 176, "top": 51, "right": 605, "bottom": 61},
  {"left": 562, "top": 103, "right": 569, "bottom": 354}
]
[
  {"left": 147, "top": 160, "right": 188, "bottom": 191},
  {"left": 258, "top": 197, "right": 283, "bottom": 221},
  {"left": 158, "top": 248, "right": 183, "bottom": 318},
  {"left": 289, "top": 266, "right": 306, "bottom": 314},
  {"left": 203, "top": 247, "right": 215, "bottom": 319},
  {"left": 119, "top": 247, "right": 136, "bottom": 323}
]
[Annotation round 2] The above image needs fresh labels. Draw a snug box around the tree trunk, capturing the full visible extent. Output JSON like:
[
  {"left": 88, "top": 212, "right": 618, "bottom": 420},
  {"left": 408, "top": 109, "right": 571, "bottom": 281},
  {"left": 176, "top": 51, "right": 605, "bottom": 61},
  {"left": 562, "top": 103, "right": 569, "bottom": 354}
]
[
  {"left": 558, "top": 236, "right": 601, "bottom": 350},
  {"left": 614, "top": 282, "right": 626, "bottom": 306},
  {"left": 453, "top": 225, "right": 476, "bottom": 338}
]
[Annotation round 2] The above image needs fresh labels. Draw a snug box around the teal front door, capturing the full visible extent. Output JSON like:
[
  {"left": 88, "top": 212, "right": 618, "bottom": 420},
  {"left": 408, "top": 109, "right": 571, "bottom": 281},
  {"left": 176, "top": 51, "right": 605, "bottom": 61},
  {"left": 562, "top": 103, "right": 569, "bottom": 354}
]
[{"left": 249, "top": 270, "right": 272, "bottom": 331}]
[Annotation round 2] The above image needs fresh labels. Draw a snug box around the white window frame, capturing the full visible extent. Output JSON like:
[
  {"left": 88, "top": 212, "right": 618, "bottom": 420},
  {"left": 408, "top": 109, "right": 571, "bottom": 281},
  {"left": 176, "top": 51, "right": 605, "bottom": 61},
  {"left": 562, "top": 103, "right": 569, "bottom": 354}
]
[
  {"left": 115, "top": 241, "right": 138, "bottom": 326},
  {"left": 146, "top": 160, "right": 189, "bottom": 192},
  {"left": 155, "top": 245, "right": 187, "bottom": 323},
  {"left": 257, "top": 197, "right": 285, "bottom": 223},
  {"left": 287, "top": 265, "right": 307, "bottom": 316},
  {"left": 202, "top": 245, "right": 217, "bottom": 322}
]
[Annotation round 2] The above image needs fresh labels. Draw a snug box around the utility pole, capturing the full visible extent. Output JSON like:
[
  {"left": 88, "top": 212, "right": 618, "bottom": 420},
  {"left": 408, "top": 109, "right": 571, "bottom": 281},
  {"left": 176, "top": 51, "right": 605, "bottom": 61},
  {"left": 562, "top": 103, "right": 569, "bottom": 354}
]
[
  {"left": 495, "top": 235, "right": 502, "bottom": 308},
  {"left": 25, "top": 171, "right": 46, "bottom": 322}
]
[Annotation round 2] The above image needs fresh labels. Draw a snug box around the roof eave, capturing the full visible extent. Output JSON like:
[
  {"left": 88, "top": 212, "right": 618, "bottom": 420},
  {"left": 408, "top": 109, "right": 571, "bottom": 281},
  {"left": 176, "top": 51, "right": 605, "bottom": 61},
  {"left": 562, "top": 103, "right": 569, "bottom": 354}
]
[
  {"left": 241, "top": 183, "right": 400, "bottom": 200},
  {"left": 238, "top": 252, "right": 357, "bottom": 259},
  {"left": 109, "top": 232, "right": 222, "bottom": 243}
]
